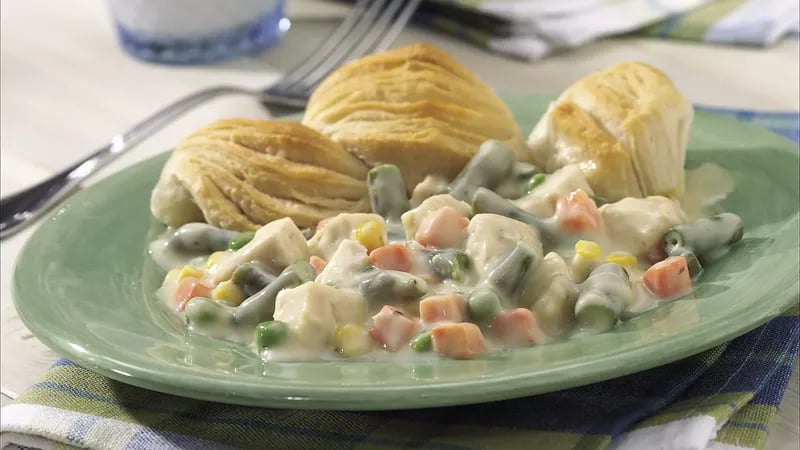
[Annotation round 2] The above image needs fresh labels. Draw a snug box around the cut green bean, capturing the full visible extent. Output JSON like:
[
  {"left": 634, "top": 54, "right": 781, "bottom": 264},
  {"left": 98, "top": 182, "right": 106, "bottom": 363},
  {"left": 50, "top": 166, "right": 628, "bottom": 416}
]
[
  {"left": 233, "top": 260, "right": 316, "bottom": 328},
  {"left": 358, "top": 270, "right": 428, "bottom": 302},
  {"left": 410, "top": 330, "right": 433, "bottom": 352},
  {"left": 487, "top": 243, "right": 537, "bottom": 304},
  {"left": 255, "top": 321, "right": 289, "bottom": 350},
  {"left": 472, "top": 188, "right": 558, "bottom": 244},
  {"left": 466, "top": 287, "right": 502, "bottom": 323},
  {"left": 430, "top": 250, "right": 470, "bottom": 281},
  {"left": 574, "top": 298, "right": 618, "bottom": 333},
  {"left": 166, "top": 223, "right": 237, "bottom": 253},
  {"left": 367, "top": 164, "right": 411, "bottom": 223},
  {"left": 663, "top": 213, "right": 744, "bottom": 264},
  {"left": 231, "top": 261, "right": 277, "bottom": 297},
  {"left": 228, "top": 231, "right": 255, "bottom": 250},
  {"left": 574, "top": 263, "right": 632, "bottom": 333},
  {"left": 386, "top": 222, "right": 407, "bottom": 243},
  {"left": 184, "top": 261, "right": 314, "bottom": 345},
  {"left": 449, "top": 140, "right": 515, "bottom": 201}
]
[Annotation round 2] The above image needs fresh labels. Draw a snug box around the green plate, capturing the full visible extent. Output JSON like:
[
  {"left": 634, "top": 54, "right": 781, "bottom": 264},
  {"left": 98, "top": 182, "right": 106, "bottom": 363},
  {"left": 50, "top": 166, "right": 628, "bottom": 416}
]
[{"left": 13, "top": 94, "right": 799, "bottom": 410}]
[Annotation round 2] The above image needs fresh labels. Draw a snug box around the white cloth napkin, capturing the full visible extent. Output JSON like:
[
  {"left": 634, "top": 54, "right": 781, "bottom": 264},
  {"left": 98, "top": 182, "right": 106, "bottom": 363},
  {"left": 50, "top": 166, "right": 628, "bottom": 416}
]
[{"left": 441, "top": 0, "right": 800, "bottom": 60}]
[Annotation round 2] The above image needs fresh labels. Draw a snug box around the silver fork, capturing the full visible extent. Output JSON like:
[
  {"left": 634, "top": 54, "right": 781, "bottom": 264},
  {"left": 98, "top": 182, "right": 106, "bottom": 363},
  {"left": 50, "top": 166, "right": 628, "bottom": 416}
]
[{"left": 0, "top": 0, "right": 420, "bottom": 240}]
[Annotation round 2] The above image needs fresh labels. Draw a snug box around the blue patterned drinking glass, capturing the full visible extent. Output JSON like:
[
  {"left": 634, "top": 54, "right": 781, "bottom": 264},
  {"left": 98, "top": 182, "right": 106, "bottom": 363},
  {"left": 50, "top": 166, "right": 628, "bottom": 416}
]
[{"left": 107, "top": 0, "right": 289, "bottom": 64}]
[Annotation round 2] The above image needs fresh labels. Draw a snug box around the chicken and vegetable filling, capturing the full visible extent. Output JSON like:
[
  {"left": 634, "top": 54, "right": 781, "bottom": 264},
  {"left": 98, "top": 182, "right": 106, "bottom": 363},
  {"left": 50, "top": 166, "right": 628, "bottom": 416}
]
[{"left": 151, "top": 140, "right": 744, "bottom": 360}]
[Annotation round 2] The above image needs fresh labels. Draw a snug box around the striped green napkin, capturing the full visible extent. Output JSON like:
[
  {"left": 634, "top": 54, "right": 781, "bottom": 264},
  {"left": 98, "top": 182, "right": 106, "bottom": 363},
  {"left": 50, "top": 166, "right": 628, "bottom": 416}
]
[{"left": 408, "top": 0, "right": 800, "bottom": 60}]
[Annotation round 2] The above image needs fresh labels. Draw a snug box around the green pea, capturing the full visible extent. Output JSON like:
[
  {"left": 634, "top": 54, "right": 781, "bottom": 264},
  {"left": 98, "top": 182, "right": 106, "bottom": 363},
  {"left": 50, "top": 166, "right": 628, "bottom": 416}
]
[
  {"left": 228, "top": 231, "right": 255, "bottom": 250},
  {"left": 467, "top": 288, "right": 502, "bottom": 323},
  {"left": 255, "top": 321, "right": 289, "bottom": 350},
  {"left": 410, "top": 330, "right": 433, "bottom": 352},
  {"left": 526, "top": 174, "right": 546, "bottom": 193}
]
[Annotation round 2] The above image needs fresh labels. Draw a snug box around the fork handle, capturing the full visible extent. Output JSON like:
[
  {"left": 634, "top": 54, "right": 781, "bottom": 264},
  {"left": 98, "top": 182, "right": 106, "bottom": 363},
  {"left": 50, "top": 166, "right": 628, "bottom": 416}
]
[
  {"left": 0, "top": 85, "right": 259, "bottom": 239},
  {"left": 72, "top": 85, "right": 260, "bottom": 180}
]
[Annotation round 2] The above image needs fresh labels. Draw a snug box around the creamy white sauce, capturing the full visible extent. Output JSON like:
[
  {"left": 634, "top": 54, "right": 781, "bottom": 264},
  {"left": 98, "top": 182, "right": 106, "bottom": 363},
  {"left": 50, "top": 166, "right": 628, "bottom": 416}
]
[
  {"left": 680, "top": 163, "right": 736, "bottom": 220},
  {"left": 150, "top": 162, "right": 738, "bottom": 361},
  {"left": 148, "top": 229, "right": 208, "bottom": 271}
]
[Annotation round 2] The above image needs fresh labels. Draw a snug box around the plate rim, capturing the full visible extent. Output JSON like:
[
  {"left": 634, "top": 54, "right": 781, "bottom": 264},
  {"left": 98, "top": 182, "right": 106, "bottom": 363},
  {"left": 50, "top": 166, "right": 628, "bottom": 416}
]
[{"left": 11, "top": 99, "right": 800, "bottom": 410}]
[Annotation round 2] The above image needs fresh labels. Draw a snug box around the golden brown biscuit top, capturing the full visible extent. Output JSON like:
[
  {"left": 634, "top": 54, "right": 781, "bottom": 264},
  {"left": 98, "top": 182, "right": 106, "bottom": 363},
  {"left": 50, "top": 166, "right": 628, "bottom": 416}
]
[{"left": 302, "top": 43, "right": 525, "bottom": 190}]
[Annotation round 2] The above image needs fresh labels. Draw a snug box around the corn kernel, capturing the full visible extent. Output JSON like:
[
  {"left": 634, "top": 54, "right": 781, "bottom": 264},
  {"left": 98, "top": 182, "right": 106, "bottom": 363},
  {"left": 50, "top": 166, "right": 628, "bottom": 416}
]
[
  {"left": 574, "top": 240, "right": 602, "bottom": 259},
  {"left": 354, "top": 221, "right": 385, "bottom": 252},
  {"left": 177, "top": 265, "right": 205, "bottom": 281},
  {"left": 606, "top": 252, "right": 637, "bottom": 268},
  {"left": 205, "top": 251, "right": 228, "bottom": 270},
  {"left": 211, "top": 280, "right": 245, "bottom": 306},
  {"left": 334, "top": 324, "right": 373, "bottom": 358}
]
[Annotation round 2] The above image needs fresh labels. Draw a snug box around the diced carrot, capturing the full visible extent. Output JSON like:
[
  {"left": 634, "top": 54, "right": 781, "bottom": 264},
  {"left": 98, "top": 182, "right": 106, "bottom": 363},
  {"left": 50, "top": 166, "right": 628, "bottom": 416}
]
[
  {"left": 491, "top": 308, "right": 537, "bottom": 347},
  {"left": 554, "top": 189, "right": 601, "bottom": 233},
  {"left": 368, "top": 305, "right": 421, "bottom": 351},
  {"left": 431, "top": 323, "right": 487, "bottom": 359},
  {"left": 419, "top": 294, "right": 467, "bottom": 324},
  {"left": 368, "top": 243, "right": 411, "bottom": 272},
  {"left": 174, "top": 277, "right": 212, "bottom": 312},
  {"left": 642, "top": 256, "right": 693, "bottom": 299},
  {"left": 415, "top": 206, "right": 470, "bottom": 249},
  {"left": 309, "top": 256, "right": 327, "bottom": 275}
]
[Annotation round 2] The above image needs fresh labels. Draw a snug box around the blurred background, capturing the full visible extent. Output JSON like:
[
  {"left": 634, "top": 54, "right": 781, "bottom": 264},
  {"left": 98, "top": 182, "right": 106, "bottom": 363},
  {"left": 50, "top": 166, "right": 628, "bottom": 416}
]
[{"left": 1, "top": 0, "right": 798, "bottom": 185}]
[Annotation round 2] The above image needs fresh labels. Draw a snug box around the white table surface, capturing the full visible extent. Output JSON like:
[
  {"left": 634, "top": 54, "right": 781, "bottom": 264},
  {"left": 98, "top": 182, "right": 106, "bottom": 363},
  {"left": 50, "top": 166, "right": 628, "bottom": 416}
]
[{"left": 1, "top": 0, "right": 798, "bottom": 448}]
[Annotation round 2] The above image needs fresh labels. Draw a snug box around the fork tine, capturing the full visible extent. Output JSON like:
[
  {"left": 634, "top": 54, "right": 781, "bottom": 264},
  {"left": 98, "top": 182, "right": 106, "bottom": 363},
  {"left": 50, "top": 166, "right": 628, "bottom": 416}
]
[
  {"left": 333, "top": 0, "right": 407, "bottom": 64},
  {"left": 279, "top": 0, "right": 389, "bottom": 92},
  {"left": 294, "top": 0, "right": 420, "bottom": 92},
  {"left": 270, "top": 0, "right": 373, "bottom": 90},
  {"left": 372, "top": 0, "right": 421, "bottom": 52}
]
